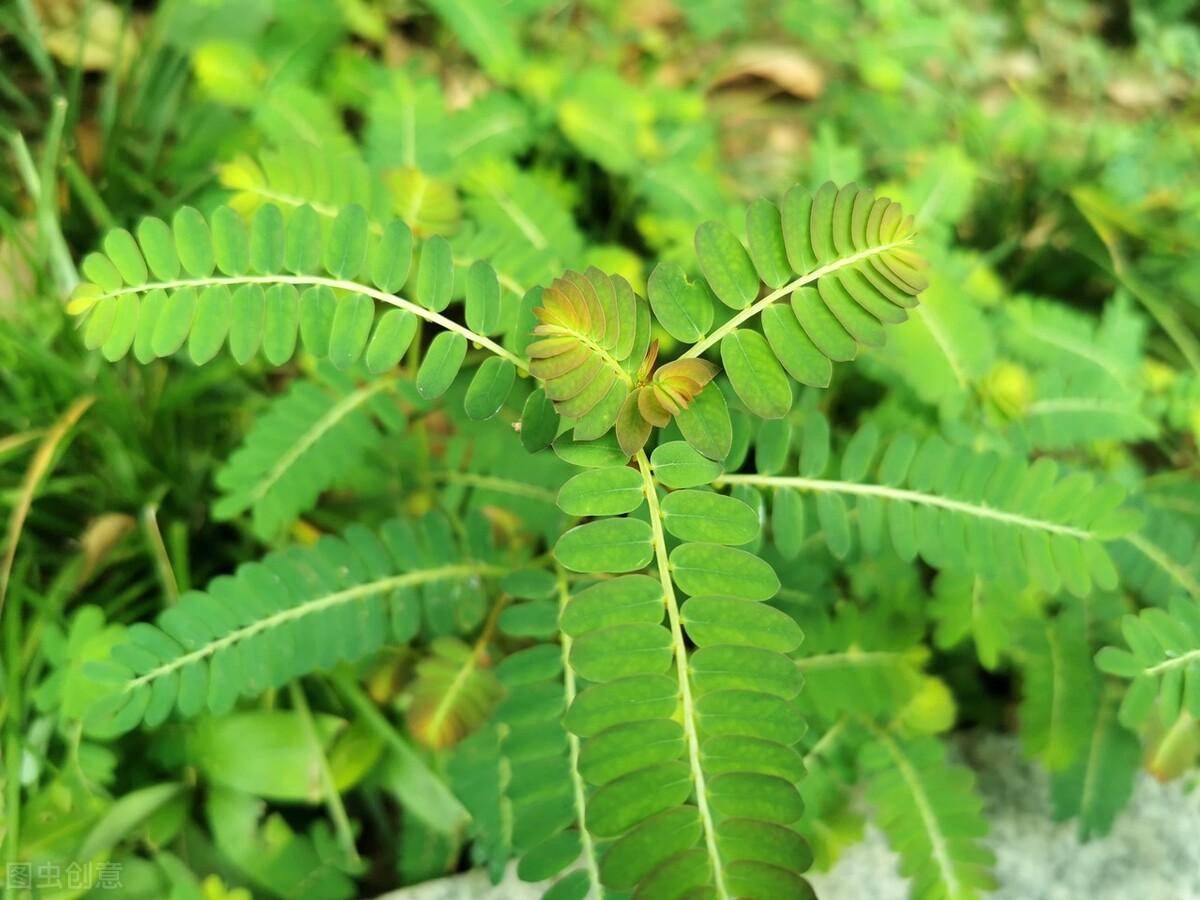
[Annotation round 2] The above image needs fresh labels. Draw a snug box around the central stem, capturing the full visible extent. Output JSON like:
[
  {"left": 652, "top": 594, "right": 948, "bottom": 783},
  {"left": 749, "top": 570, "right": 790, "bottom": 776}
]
[
  {"left": 635, "top": 451, "right": 727, "bottom": 899},
  {"left": 86, "top": 274, "right": 526, "bottom": 370},
  {"left": 714, "top": 473, "right": 1091, "bottom": 539},
  {"left": 556, "top": 570, "right": 603, "bottom": 897}
]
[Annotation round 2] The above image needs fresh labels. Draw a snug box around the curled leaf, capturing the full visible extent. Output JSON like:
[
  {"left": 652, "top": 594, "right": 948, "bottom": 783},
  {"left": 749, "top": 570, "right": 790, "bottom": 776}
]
[
  {"left": 615, "top": 353, "right": 719, "bottom": 458},
  {"left": 617, "top": 391, "right": 653, "bottom": 458},
  {"left": 528, "top": 269, "right": 642, "bottom": 431}
]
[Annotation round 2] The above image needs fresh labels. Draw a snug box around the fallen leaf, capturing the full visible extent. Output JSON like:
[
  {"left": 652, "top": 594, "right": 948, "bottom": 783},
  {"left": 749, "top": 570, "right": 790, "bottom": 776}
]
[{"left": 711, "top": 45, "right": 824, "bottom": 99}]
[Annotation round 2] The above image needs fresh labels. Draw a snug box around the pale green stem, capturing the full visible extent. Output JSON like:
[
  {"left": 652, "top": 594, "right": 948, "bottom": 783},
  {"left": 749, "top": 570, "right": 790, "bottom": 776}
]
[
  {"left": 635, "top": 450, "right": 728, "bottom": 899},
  {"left": 555, "top": 569, "right": 603, "bottom": 898},
  {"left": 289, "top": 682, "right": 360, "bottom": 866},
  {"left": 681, "top": 239, "right": 909, "bottom": 359},
  {"left": 1123, "top": 531, "right": 1200, "bottom": 599},
  {"left": 141, "top": 503, "right": 179, "bottom": 604},
  {"left": 1146, "top": 648, "right": 1200, "bottom": 677},
  {"left": 803, "top": 716, "right": 848, "bottom": 770},
  {"left": 715, "top": 473, "right": 1091, "bottom": 539},
  {"left": 83, "top": 275, "right": 527, "bottom": 371}
]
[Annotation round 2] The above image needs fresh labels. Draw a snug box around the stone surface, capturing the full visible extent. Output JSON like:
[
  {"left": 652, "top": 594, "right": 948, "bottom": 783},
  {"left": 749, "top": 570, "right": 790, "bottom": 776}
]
[{"left": 811, "top": 735, "right": 1200, "bottom": 900}]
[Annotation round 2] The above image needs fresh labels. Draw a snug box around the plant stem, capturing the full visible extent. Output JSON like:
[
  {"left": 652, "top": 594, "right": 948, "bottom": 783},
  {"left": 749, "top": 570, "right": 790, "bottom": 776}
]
[
  {"left": 0, "top": 396, "right": 94, "bottom": 621},
  {"left": 8, "top": 111, "right": 77, "bottom": 297},
  {"left": 141, "top": 504, "right": 179, "bottom": 604},
  {"left": 82, "top": 274, "right": 527, "bottom": 371},
  {"left": 3, "top": 568, "right": 22, "bottom": 900},
  {"left": 62, "top": 155, "right": 117, "bottom": 231},
  {"left": 1123, "top": 531, "right": 1200, "bottom": 600},
  {"left": 555, "top": 569, "right": 602, "bottom": 898},
  {"left": 714, "top": 473, "right": 1092, "bottom": 539},
  {"left": 681, "top": 239, "right": 909, "bottom": 359},
  {"left": 124, "top": 564, "right": 501, "bottom": 691},
  {"left": 803, "top": 716, "right": 848, "bottom": 770},
  {"left": 430, "top": 471, "right": 557, "bottom": 504},
  {"left": 11, "top": 0, "right": 59, "bottom": 91},
  {"left": 635, "top": 450, "right": 728, "bottom": 899},
  {"left": 289, "top": 682, "right": 360, "bottom": 866},
  {"left": 328, "top": 671, "right": 469, "bottom": 830}
]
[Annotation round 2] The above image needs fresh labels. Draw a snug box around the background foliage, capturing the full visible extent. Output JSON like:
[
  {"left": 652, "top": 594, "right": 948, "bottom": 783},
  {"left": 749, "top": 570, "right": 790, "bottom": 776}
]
[{"left": 2, "top": 1, "right": 1199, "bottom": 898}]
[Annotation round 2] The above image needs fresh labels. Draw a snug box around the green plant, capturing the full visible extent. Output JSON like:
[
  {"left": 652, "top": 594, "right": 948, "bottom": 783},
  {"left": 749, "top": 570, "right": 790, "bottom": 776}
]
[
  {"left": 61, "top": 163, "right": 1144, "bottom": 898},
  {"left": 5, "top": 3, "right": 1200, "bottom": 899},
  {"left": 65, "top": 180, "right": 922, "bottom": 893}
]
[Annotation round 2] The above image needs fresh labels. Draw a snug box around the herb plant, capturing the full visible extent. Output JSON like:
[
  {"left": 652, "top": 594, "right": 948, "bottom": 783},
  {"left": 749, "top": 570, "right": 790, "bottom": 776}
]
[{"left": 3, "top": 2, "right": 1199, "bottom": 899}]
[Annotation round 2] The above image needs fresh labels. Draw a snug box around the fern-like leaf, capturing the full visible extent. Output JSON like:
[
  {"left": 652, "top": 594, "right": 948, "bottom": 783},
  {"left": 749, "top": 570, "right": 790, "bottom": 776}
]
[
  {"left": 550, "top": 453, "right": 815, "bottom": 899},
  {"left": 720, "top": 414, "right": 1140, "bottom": 596},
  {"left": 866, "top": 249, "right": 995, "bottom": 410},
  {"left": 787, "top": 596, "right": 933, "bottom": 725},
  {"left": 999, "top": 293, "right": 1157, "bottom": 449},
  {"left": 69, "top": 202, "right": 523, "bottom": 415},
  {"left": 860, "top": 730, "right": 996, "bottom": 900},
  {"left": 458, "top": 159, "right": 584, "bottom": 292},
  {"left": 1114, "top": 506, "right": 1200, "bottom": 601},
  {"left": 794, "top": 720, "right": 861, "bottom": 873},
  {"left": 220, "top": 142, "right": 390, "bottom": 222},
  {"left": 797, "top": 648, "right": 928, "bottom": 722},
  {"left": 1049, "top": 691, "right": 1141, "bottom": 841},
  {"left": 226, "top": 142, "right": 463, "bottom": 239},
  {"left": 1013, "top": 369, "right": 1159, "bottom": 451},
  {"left": 433, "top": 413, "right": 571, "bottom": 545},
  {"left": 930, "top": 573, "right": 1018, "bottom": 671},
  {"left": 659, "top": 182, "right": 927, "bottom": 419},
  {"left": 1095, "top": 596, "right": 1200, "bottom": 728},
  {"left": 386, "top": 166, "right": 462, "bottom": 236},
  {"left": 1016, "top": 610, "right": 1101, "bottom": 771},
  {"left": 449, "top": 574, "right": 604, "bottom": 897},
  {"left": 528, "top": 269, "right": 648, "bottom": 439},
  {"left": 213, "top": 369, "right": 398, "bottom": 539},
  {"left": 365, "top": 71, "right": 454, "bottom": 174},
  {"left": 420, "top": 2, "right": 523, "bottom": 89},
  {"left": 408, "top": 636, "right": 503, "bottom": 750},
  {"left": 82, "top": 515, "right": 500, "bottom": 735},
  {"left": 1004, "top": 294, "right": 1144, "bottom": 392},
  {"left": 446, "top": 727, "right": 512, "bottom": 883},
  {"left": 221, "top": 140, "right": 531, "bottom": 301}
]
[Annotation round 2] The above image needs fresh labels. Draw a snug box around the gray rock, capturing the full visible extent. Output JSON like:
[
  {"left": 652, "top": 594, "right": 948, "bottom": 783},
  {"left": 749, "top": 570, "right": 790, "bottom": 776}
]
[{"left": 811, "top": 735, "right": 1200, "bottom": 900}]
